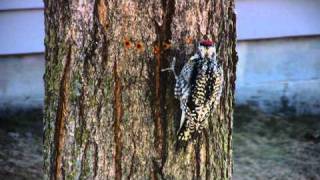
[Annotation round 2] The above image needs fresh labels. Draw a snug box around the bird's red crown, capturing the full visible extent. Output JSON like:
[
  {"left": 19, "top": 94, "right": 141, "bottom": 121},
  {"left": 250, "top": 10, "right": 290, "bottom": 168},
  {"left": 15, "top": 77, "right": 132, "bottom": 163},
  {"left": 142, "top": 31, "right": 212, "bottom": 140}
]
[{"left": 200, "top": 40, "right": 214, "bottom": 46}]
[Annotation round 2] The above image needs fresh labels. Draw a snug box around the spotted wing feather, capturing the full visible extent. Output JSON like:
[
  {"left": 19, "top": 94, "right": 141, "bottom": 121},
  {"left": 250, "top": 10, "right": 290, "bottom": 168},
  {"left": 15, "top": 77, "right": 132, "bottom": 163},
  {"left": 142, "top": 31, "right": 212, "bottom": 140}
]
[{"left": 178, "top": 58, "right": 223, "bottom": 141}]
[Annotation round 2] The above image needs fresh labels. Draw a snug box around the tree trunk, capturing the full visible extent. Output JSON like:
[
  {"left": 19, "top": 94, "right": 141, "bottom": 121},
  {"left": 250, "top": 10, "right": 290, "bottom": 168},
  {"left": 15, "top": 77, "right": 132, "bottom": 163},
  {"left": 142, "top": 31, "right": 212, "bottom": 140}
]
[{"left": 43, "top": 0, "right": 237, "bottom": 179}]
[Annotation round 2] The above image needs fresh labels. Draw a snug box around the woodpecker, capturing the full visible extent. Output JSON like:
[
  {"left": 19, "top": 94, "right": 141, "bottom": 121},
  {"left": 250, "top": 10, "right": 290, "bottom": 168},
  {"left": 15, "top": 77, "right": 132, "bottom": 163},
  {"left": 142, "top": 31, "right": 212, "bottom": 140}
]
[{"left": 163, "top": 36, "right": 224, "bottom": 142}]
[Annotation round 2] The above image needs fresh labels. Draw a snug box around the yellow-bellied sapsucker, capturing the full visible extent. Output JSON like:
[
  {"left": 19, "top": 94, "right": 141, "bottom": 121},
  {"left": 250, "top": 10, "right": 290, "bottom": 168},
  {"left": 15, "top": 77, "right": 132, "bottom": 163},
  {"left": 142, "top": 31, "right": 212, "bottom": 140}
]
[{"left": 164, "top": 37, "right": 224, "bottom": 142}]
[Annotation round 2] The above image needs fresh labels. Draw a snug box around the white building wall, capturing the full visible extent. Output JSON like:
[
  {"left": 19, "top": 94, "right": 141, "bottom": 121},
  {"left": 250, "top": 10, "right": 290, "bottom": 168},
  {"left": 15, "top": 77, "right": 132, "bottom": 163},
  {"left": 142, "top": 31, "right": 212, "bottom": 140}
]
[
  {"left": 0, "top": 54, "right": 44, "bottom": 109},
  {"left": 0, "top": 9, "right": 44, "bottom": 55},
  {"left": 236, "top": 0, "right": 320, "bottom": 40},
  {"left": 236, "top": 37, "right": 320, "bottom": 114}
]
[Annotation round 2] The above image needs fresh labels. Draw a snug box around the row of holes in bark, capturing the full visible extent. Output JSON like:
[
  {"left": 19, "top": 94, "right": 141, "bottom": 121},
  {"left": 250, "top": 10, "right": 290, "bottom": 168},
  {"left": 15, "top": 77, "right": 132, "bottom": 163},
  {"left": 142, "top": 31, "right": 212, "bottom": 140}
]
[{"left": 123, "top": 36, "right": 194, "bottom": 54}]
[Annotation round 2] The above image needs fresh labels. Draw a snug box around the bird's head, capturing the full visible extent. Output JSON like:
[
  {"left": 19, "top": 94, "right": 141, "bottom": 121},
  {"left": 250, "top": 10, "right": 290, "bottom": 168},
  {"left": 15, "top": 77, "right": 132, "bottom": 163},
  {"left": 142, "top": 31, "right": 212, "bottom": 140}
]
[{"left": 197, "top": 36, "right": 216, "bottom": 60}]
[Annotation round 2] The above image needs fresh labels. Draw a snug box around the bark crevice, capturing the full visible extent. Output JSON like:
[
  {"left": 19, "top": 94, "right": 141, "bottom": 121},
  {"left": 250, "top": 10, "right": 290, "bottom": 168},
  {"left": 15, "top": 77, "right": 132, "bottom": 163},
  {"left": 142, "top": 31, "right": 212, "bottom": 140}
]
[
  {"left": 113, "top": 60, "right": 123, "bottom": 180},
  {"left": 127, "top": 139, "right": 136, "bottom": 180},
  {"left": 152, "top": 2, "right": 176, "bottom": 176},
  {"left": 53, "top": 45, "right": 72, "bottom": 180}
]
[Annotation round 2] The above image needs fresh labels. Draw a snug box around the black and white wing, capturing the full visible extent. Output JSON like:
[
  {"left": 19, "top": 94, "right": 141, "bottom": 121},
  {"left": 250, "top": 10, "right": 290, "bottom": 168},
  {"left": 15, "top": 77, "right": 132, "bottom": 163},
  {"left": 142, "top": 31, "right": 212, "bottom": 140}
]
[
  {"left": 174, "top": 55, "right": 199, "bottom": 133},
  {"left": 177, "top": 58, "right": 224, "bottom": 141}
]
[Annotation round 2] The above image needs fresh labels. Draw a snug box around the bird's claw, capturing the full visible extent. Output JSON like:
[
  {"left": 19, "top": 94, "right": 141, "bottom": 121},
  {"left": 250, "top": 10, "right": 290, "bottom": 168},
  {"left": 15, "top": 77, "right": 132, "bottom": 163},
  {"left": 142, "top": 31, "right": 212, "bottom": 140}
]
[{"left": 161, "top": 57, "right": 178, "bottom": 79}]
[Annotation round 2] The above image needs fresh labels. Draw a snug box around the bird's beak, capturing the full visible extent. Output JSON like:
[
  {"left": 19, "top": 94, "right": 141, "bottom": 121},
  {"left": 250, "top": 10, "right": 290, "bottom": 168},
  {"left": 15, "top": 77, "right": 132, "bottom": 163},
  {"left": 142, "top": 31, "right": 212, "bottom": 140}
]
[{"left": 205, "top": 51, "right": 209, "bottom": 58}]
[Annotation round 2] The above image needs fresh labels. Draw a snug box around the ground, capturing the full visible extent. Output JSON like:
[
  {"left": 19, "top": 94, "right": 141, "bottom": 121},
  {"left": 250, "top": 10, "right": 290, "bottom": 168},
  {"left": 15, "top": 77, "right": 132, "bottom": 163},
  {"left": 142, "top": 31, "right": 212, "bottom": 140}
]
[
  {"left": 0, "top": 109, "right": 43, "bottom": 179},
  {"left": 0, "top": 106, "right": 319, "bottom": 179},
  {"left": 233, "top": 106, "right": 320, "bottom": 180}
]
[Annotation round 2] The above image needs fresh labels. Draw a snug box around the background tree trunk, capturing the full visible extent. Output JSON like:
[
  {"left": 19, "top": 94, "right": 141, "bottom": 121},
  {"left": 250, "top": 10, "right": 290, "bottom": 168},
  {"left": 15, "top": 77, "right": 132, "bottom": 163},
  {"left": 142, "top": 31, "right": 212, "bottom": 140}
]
[{"left": 43, "top": 0, "right": 237, "bottom": 179}]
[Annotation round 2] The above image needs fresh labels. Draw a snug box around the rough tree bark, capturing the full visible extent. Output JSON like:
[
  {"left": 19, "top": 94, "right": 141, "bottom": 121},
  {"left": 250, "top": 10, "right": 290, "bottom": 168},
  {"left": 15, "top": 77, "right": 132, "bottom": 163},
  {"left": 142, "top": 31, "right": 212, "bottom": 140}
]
[{"left": 43, "top": 0, "right": 237, "bottom": 179}]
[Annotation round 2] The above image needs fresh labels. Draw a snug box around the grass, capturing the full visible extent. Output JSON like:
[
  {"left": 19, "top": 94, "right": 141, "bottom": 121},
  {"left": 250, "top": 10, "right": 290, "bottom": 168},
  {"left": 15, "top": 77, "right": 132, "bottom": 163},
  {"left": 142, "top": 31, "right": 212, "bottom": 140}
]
[{"left": 233, "top": 105, "right": 320, "bottom": 180}]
